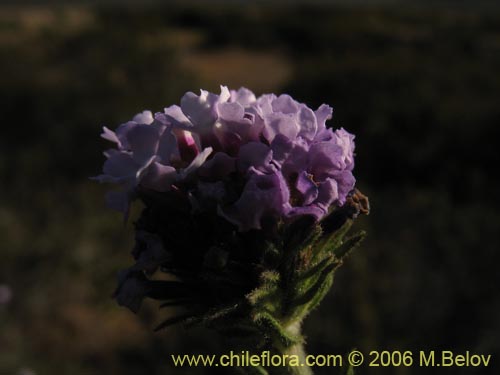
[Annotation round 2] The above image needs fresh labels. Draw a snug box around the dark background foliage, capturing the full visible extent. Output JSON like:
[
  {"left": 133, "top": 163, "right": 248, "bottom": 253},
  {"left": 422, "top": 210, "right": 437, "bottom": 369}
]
[{"left": 1, "top": 2, "right": 499, "bottom": 374}]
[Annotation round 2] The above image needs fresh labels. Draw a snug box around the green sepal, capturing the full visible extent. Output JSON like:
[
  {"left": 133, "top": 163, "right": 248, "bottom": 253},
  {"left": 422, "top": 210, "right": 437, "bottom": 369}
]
[
  {"left": 333, "top": 230, "right": 366, "bottom": 260},
  {"left": 247, "top": 270, "right": 281, "bottom": 313},
  {"left": 295, "top": 254, "right": 336, "bottom": 284},
  {"left": 289, "top": 261, "right": 337, "bottom": 320},
  {"left": 315, "top": 220, "right": 353, "bottom": 256}
]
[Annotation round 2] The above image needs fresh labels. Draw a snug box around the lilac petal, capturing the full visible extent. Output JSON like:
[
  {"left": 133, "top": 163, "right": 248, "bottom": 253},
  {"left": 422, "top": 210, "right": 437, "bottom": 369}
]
[
  {"left": 103, "top": 148, "right": 120, "bottom": 159},
  {"left": 281, "top": 139, "right": 309, "bottom": 178},
  {"left": 114, "top": 270, "right": 150, "bottom": 313},
  {"left": 198, "top": 152, "right": 236, "bottom": 179},
  {"left": 180, "top": 147, "right": 213, "bottom": 179},
  {"left": 308, "top": 142, "right": 345, "bottom": 179},
  {"left": 114, "top": 121, "right": 138, "bottom": 150},
  {"left": 215, "top": 102, "right": 255, "bottom": 146},
  {"left": 102, "top": 152, "right": 139, "bottom": 181},
  {"left": 99, "top": 152, "right": 156, "bottom": 186},
  {"left": 270, "top": 134, "right": 294, "bottom": 165},
  {"left": 314, "top": 127, "right": 335, "bottom": 142},
  {"left": 272, "top": 94, "right": 299, "bottom": 114},
  {"left": 219, "top": 172, "right": 289, "bottom": 231},
  {"left": 230, "top": 87, "right": 257, "bottom": 106},
  {"left": 218, "top": 85, "right": 231, "bottom": 102},
  {"left": 181, "top": 91, "right": 218, "bottom": 129},
  {"left": 132, "top": 110, "right": 154, "bottom": 125},
  {"left": 297, "top": 105, "right": 318, "bottom": 141},
  {"left": 315, "top": 104, "right": 333, "bottom": 131},
  {"left": 296, "top": 171, "right": 319, "bottom": 206},
  {"left": 162, "top": 105, "right": 193, "bottom": 130},
  {"left": 126, "top": 124, "right": 160, "bottom": 164},
  {"left": 287, "top": 205, "right": 325, "bottom": 220},
  {"left": 316, "top": 178, "right": 339, "bottom": 210},
  {"left": 244, "top": 109, "right": 265, "bottom": 141},
  {"left": 286, "top": 178, "right": 338, "bottom": 220},
  {"left": 333, "top": 128, "right": 356, "bottom": 171},
  {"left": 330, "top": 170, "right": 355, "bottom": 205},
  {"left": 156, "top": 126, "right": 178, "bottom": 164},
  {"left": 254, "top": 94, "right": 276, "bottom": 117},
  {"left": 141, "top": 162, "right": 177, "bottom": 192},
  {"left": 214, "top": 128, "right": 242, "bottom": 155},
  {"left": 217, "top": 101, "right": 245, "bottom": 123},
  {"left": 237, "top": 142, "right": 273, "bottom": 174},
  {"left": 262, "top": 113, "right": 300, "bottom": 142},
  {"left": 101, "top": 126, "right": 121, "bottom": 146},
  {"left": 180, "top": 86, "right": 229, "bottom": 129},
  {"left": 243, "top": 112, "right": 255, "bottom": 122}
]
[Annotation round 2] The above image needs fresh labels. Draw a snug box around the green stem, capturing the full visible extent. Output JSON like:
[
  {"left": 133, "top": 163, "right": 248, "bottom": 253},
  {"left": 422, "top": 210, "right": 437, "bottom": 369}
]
[
  {"left": 280, "top": 342, "right": 313, "bottom": 375},
  {"left": 237, "top": 321, "right": 313, "bottom": 375},
  {"left": 269, "top": 322, "right": 313, "bottom": 375}
]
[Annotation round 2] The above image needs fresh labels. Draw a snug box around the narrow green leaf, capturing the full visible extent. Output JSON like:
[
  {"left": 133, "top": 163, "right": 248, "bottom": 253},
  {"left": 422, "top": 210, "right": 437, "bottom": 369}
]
[
  {"left": 296, "top": 255, "right": 336, "bottom": 283},
  {"left": 315, "top": 220, "right": 353, "bottom": 259},
  {"left": 305, "top": 271, "right": 335, "bottom": 315},
  {"left": 333, "top": 230, "right": 367, "bottom": 260},
  {"left": 154, "top": 313, "right": 194, "bottom": 332},
  {"left": 288, "top": 259, "right": 338, "bottom": 321},
  {"left": 186, "top": 302, "right": 242, "bottom": 327},
  {"left": 158, "top": 299, "right": 193, "bottom": 308}
]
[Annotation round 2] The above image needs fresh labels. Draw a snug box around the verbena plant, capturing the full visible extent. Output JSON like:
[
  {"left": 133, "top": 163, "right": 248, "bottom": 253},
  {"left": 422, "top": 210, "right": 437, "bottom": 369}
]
[{"left": 94, "top": 87, "right": 369, "bottom": 374}]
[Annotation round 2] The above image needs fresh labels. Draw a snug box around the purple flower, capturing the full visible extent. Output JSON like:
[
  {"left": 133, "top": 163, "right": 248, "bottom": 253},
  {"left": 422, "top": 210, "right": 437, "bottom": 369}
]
[
  {"left": 93, "top": 111, "right": 212, "bottom": 217},
  {"left": 219, "top": 170, "right": 291, "bottom": 231},
  {"left": 94, "top": 87, "right": 356, "bottom": 230},
  {"left": 113, "top": 270, "right": 150, "bottom": 313}
]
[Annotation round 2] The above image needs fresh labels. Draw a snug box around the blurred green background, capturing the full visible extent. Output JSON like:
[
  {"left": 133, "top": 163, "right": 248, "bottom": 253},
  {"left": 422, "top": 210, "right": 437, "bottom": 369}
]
[{"left": 1, "top": 2, "right": 499, "bottom": 374}]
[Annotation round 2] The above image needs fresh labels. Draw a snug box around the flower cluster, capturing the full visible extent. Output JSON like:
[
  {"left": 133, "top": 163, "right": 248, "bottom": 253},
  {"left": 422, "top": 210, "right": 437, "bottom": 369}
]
[{"left": 94, "top": 86, "right": 356, "bottom": 231}]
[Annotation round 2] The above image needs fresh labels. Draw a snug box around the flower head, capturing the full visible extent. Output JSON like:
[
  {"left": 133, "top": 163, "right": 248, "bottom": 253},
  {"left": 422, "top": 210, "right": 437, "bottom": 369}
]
[{"left": 94, "top": 87, "right": 356, "bottom": 230}]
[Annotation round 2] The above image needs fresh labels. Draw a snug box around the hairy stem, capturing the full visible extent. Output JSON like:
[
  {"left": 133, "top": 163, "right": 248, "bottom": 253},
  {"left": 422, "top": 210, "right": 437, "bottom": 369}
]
[{"left": 269, "top": 322, "right": 313, "bottom": 375}]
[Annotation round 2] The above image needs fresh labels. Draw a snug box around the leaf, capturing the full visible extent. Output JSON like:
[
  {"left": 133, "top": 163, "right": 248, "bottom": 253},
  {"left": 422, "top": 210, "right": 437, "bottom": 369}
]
[
  {"left": 296, "top": 254, "right": 336, "bottom": 283},
  {"left": 316, "top": 220, "right": 353, "bottom": 256},
  {"left": 260, "top": 270, "right": 280, "bottom": 284},
  {"left": 159, "top": 299, "right": 194, "bottom": 308},
  {"left": 186, "top": 302, "right": 242, "bottom": 327},
  {"left": 247, "top": 283, "right": 280, "bottom": 311},
  {"left": 283, "top": 215, "right": 319, "bottom": 252},
  {"left": 253, "top": 311, "right": 303, "bottom": 348},
  {"left": 154, "top": 313, "right": 195, "bottom": 332},
  {"left": 289, "top": 259, "right": 338, "bottom": 321},
  {"left": 247, "top": 270, "right": 281, "bottom": 307},
  {"left": 303, "top": 272, "right": 335, "bottom": 317},
  {"left": 281, "top": 217, "right": 322, "bottom": 273},
  {"left": 333, "top": 230, "right": 367, "bottom": 260}
]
